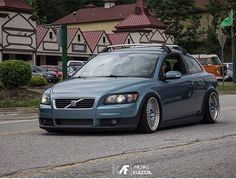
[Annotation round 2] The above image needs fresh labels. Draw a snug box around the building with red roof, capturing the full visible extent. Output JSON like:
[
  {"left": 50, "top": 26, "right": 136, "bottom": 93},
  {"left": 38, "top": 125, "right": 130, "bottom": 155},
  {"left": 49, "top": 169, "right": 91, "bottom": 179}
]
[
  {"left": 0, "top": 0, "right": 216, "bottom": 66},
  {"left": 54, "top": 1, "right": 136, "bottom": 33},
  {"left": 54, "top": 0, "right": 174, "bottom": 47},
  {"left": 0, "top": 0, "right": 36, "bottom": 63}
]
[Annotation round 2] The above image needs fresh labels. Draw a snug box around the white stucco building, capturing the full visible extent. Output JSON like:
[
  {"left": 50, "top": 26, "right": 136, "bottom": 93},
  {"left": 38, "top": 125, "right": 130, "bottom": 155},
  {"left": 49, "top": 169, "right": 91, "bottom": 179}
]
[{"left": 0, "top": 0, "right": 36, "bottom": 64}]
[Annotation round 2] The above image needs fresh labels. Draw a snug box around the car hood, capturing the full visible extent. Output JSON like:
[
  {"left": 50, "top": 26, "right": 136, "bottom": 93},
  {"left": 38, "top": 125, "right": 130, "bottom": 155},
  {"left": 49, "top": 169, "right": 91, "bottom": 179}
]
[{"left": 52, "top": 77, "right": 152, "bottom": 95}]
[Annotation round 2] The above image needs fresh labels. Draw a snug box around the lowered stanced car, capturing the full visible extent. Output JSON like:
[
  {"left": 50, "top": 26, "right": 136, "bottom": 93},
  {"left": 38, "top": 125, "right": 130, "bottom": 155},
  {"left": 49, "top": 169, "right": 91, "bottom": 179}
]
[{"left": 39, "top": 44, "right": 220, "bottom": 133}]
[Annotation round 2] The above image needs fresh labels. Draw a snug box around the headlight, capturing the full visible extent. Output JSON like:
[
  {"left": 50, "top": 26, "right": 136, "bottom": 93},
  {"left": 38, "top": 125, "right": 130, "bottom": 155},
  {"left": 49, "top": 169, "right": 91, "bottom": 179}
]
[
  {"left": 41, "top": 93, "right": 51, "bottom": 105},
  {"left": 105, "top": 93, "right": 139, "bottom": 105}
]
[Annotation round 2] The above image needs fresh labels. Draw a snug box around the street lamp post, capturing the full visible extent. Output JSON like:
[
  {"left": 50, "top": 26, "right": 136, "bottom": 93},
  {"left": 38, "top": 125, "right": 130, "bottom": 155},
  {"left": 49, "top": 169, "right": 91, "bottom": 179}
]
[{"left": 61, "top": 24, "right": 68, "bottom": 80}]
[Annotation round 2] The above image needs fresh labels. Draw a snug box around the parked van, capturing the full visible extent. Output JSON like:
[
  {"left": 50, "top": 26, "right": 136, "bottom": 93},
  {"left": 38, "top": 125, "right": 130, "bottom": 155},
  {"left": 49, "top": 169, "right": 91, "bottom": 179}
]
[
  {"left": 192, "top": 54, "right": 227, "bottom": 80},
  {"left": 67, "top": 60, "right": 86, "bottom": 71}
]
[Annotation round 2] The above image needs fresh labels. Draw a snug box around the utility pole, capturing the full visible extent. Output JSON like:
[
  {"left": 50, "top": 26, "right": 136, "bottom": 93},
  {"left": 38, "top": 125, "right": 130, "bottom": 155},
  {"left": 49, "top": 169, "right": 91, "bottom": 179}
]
[
  {"left": 61, "top": 24, "right": 68, "bottom": 80},
  {"left": 232, "top": 24, "right": 236, "bottom": 83},
  {"left": 217, "top": 31, "right": 227, "bottom": 90}
]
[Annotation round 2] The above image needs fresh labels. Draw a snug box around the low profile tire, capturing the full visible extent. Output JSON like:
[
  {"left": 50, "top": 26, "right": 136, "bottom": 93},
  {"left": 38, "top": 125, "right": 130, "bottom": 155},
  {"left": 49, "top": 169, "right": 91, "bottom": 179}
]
[
  {"left": 138, "top": 96, "right": 161, "bottom": 133},
  {"left": 202, "top": 91, "right": 220, "bottom": 124}
]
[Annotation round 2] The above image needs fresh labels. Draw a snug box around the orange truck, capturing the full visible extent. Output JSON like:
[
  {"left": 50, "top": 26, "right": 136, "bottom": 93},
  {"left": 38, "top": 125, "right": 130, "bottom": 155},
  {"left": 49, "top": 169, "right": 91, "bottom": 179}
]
[{"left": 192, "top": 54, "right": 227, "bottom": 80}]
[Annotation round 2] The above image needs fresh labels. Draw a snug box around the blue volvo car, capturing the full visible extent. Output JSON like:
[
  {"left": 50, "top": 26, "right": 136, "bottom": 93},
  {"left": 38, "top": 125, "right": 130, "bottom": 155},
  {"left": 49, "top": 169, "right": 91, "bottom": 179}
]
[{"left": 39, "top": 44, "right": 220, "bottom": 133}]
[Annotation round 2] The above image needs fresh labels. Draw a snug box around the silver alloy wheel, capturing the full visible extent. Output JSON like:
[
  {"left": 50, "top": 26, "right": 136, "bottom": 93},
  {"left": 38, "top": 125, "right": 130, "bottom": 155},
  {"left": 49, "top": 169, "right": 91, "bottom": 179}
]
[
  {"left": 146, "top": 97, "right": 160, "bottom": 131},
  {"left": 209, "top": 92, "right": 220, "bottom": 121}
]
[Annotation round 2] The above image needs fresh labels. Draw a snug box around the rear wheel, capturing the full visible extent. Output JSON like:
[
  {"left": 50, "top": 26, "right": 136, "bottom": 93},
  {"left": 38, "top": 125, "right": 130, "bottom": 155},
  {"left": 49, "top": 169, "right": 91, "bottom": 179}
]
[
  {"left": 138, "top": 96, "right": 161, "bottom": 133},
  {"left": 202, "top": 91, "right": 220, "bottom": 123}
]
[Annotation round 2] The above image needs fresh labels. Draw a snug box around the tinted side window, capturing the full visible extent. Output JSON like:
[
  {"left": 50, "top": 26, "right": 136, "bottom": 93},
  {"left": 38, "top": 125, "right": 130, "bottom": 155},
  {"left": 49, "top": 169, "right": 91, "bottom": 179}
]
[
  {"left": 162, "top": 55, "right": 187, "bottom": 75},
  {"left": 184, "top": 56, "right": 203, "bottom": 74}
]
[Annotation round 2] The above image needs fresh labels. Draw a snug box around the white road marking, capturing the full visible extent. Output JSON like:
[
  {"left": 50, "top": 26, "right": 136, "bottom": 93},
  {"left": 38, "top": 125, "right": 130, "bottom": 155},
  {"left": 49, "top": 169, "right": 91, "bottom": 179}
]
[{"left": 0, "top": 119, "right": 38, "bottom": 125}]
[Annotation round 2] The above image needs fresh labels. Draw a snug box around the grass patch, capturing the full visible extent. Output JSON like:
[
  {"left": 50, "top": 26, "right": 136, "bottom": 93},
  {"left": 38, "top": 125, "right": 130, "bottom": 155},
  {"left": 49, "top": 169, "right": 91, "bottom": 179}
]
[
  {"left": 218, "top": 82, "right": 236, "bottom": 92},
  {"left": 0, "top": 88, "right": 41, "bottom": 108},
  {"left": 0, "top": 98, "right": 40, "bottom": 108}
]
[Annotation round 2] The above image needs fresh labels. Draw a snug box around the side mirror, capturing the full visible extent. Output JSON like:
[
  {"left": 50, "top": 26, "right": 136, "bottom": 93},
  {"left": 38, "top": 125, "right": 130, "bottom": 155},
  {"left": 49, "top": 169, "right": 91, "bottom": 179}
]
[{"left": 164, "top": 71, "right": 182, "bottom": 80}]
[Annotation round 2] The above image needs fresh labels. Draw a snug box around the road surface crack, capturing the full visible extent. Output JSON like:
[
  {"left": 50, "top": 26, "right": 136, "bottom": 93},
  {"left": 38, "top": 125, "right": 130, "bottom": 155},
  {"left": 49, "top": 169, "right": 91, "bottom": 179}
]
[{"left": 2, "top": 133, "right": 236, "bottom": 177}]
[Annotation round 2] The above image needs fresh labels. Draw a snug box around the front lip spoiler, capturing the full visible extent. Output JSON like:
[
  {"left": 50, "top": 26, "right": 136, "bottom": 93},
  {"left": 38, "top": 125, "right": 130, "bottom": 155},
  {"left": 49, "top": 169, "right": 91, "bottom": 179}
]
[{"left": 39, "top": 125, "right": 137, "bottom": 132}]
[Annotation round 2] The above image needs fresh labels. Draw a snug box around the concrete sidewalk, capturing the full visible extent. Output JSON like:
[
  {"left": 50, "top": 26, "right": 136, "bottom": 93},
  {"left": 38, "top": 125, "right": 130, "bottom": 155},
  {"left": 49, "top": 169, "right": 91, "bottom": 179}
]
[{"left": 0, "top": 107, "right": 38, "bottom": 121}]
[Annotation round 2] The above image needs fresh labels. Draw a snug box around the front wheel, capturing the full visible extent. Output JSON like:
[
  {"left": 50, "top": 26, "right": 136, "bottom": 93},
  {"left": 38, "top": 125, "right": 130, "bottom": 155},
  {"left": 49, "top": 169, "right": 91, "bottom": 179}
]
[
  {"left": 138, "top": 96, "right": 161, "bottom": 133},
  {"left": 202, "top": 91, "right": 220, "bottom": 124}
]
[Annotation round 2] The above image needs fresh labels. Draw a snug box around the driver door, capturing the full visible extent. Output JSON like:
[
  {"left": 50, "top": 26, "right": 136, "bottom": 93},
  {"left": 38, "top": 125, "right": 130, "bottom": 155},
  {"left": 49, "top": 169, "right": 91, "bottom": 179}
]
[{"left": 158, "top": 54, "right": 195, "bottom": 121}]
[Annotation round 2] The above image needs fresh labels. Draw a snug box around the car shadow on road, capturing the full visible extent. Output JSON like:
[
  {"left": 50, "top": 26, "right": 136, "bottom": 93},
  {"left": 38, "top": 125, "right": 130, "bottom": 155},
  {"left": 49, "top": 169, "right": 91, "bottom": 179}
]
[{"left": 41, "top": 121, "right": 220, "bottom": 137}]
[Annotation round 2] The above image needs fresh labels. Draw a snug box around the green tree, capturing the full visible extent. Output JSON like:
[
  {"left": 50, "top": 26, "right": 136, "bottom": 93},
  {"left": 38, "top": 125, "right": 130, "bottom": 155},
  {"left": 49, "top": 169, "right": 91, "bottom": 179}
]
[
  {"left": 147, "top": 0, "right": 197, "bottom": 43},
  {"left": 206, "top": 0, "right": 225, "bottom": 46}
]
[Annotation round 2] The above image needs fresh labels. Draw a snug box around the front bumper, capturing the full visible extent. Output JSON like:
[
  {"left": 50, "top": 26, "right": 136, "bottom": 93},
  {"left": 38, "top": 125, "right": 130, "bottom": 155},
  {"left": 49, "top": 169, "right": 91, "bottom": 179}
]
[{"left": 39, "top": 100, "right": 141, "bottom": 131}]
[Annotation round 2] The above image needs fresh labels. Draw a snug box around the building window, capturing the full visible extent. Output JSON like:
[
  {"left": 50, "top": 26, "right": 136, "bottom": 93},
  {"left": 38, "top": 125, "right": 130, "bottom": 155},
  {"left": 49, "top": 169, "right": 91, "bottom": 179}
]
[
  {"left": 78, "top": 34, "right": 81, "bottom": 41},
  {"left": 128, "top": 39, "right": 131, "bottom": 44},
  {"left": 49, "top": 32, "right": 53, "bottom": 39},
  {"left": 103, "top": 36, "right": 106, "bottom": 43}
]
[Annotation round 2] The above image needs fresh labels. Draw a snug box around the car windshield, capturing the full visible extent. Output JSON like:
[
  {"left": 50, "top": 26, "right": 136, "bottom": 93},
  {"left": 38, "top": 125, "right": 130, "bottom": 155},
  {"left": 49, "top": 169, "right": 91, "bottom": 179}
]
[
  {"left": 211, "top": 57, "right": 222, "bottom": 65},
  {"left": 197, "top": 58, "right": 208, "bottom": 65},
  {"left": 74, "top": 52, "right": 159, "bottom": 78},
  {"left": 228, "top": 63, "right": 233, "bottom": 69}
]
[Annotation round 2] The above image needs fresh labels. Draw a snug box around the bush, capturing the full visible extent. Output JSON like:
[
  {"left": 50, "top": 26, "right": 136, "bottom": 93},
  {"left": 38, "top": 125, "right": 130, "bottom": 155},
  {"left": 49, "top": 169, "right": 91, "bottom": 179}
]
[
  {"left": 0, "top": 60, "right": 32, "bottom": 89},
  {"left": 29, "top": 75, "right": 48, "bottom": 87},
  {"left": 0, "top": 80, "right": 3, "bottom": 90}
]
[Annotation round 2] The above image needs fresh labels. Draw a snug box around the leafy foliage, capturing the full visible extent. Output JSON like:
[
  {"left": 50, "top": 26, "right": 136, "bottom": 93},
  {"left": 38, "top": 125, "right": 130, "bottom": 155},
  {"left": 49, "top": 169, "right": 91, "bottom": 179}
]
[
  {"left": 147, "top": 0, "right": 200, "bottom": 45},
  {"left": 29, "top": 75, "right": 48, "bottom": 87},
  {"left": 0, "top": 60, "right": 32, "bottom": 89}
]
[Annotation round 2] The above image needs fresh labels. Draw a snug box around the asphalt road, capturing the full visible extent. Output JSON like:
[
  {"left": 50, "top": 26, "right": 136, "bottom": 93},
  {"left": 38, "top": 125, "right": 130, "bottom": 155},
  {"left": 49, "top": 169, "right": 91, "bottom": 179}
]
[{"left": 0, "top": 95, "right": 236, "bottom": 178}]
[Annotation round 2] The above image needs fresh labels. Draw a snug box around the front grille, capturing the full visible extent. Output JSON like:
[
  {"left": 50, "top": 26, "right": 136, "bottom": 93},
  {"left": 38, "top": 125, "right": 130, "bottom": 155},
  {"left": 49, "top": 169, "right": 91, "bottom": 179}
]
[
  {"left": 55, "top": 98, "right": 95, "bottom": 109},
  {"left": 55, "top": 119, "right": 93, "bottom": 126}
]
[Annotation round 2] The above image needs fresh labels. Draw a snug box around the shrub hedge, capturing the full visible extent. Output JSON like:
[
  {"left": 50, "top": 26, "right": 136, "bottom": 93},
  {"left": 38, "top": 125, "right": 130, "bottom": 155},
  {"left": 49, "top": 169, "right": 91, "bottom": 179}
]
[
  {"left": 0, "top": 60, "right": 32, "bottom": 89},
  {"left": 29, "top": 75, "right": 48, "bottom": 87}
]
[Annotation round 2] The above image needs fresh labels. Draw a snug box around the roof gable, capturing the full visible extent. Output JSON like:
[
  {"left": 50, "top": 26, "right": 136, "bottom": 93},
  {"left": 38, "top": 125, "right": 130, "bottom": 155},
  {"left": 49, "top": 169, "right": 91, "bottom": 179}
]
[
  {"left": 108, "top": 33, "right": 129, "bottom": 45},
  {"left": 67, "top": 28, "right": 79, "bottom": 47},
  {"left": 115, "top": 13, "right": 166, "bottom": 30},
  {"left": 36, "top": 25, "right": 48, "bottom": 47},
  {"left": 115, "top": 0, "right": 166, "bottom": 30},
  {"left": 82, "top": 31, "right": 105, "bottom": 52}
]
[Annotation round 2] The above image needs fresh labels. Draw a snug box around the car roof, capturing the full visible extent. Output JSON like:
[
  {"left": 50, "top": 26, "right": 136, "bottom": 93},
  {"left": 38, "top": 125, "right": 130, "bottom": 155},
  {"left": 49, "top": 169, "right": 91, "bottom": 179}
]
[
  {"left": 192, "top": 54, "right": 219, "bottom": 58},
  {"left": 100, "top": 44, "right": 187, "bottom": 55}
]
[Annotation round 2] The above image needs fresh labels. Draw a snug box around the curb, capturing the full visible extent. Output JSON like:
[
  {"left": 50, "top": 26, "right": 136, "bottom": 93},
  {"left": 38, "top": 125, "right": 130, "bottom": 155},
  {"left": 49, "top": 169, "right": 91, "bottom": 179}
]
[
  {"left": 219, "top": 91, "right": 236, "bottom": 95},
  {"left": 0, "top": 107, "right": 38, "bottom": 121}
]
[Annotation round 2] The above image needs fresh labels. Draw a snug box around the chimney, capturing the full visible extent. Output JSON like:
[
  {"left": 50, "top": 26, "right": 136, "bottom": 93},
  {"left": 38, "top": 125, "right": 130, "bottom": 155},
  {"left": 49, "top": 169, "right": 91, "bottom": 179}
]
[{"left": 104, "top": 0, "right": 116, "bottom": 8}]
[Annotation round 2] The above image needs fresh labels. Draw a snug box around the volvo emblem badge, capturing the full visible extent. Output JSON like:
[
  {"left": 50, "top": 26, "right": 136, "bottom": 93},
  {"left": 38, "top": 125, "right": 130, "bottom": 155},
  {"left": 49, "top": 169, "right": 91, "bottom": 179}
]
[{"left": 71, "top": 100, "right": 77, "bottom": 107}]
